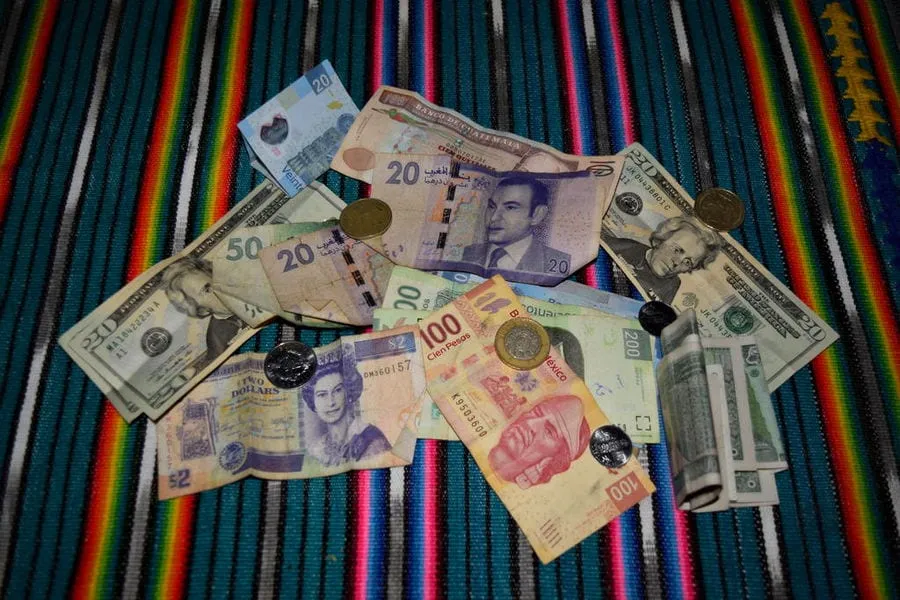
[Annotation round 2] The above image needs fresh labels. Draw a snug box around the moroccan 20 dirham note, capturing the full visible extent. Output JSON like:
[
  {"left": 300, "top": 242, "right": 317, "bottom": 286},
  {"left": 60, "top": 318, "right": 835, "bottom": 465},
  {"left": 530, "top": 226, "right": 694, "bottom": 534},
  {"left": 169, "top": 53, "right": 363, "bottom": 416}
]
[
  {"left": 210, "top": 223, "right": 344, "bottom": 328},
  {"left": 367, "top": 153, "right": 617, "bottom": 285},
  {"left": 601, "top": 143, "right": 837, "bottom": 390},
  {"left": 59, "top": 181, "right": 345, "bottom": 423},
  {"left": 330, "top": 85, "right": 623, "bottom": 189},
  {"left": 419, "top": 276, "right": 654, "bottom": 563}
]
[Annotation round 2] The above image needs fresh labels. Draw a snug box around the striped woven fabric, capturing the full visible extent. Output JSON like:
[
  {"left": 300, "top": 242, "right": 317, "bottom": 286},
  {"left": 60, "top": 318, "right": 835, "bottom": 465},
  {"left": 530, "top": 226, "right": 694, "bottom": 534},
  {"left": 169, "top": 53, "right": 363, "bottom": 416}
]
[{"left": 1, "top": 0, "right": 898, "bottom": 598}]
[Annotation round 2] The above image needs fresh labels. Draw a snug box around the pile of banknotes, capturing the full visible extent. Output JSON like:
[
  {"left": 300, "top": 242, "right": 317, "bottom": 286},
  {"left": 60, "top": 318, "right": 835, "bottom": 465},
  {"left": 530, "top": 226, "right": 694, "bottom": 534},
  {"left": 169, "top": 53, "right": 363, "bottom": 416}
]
[{"left": 60, "top": 61, "right": 837, "bottom": 563}]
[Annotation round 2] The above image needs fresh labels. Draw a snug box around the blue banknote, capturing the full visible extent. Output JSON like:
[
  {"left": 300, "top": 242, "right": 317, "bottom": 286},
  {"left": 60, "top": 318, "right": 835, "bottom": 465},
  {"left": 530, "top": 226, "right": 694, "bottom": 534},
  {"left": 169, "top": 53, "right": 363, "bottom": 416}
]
[{"left": 239, "top": 60, "right": 359, "bottom": 196}]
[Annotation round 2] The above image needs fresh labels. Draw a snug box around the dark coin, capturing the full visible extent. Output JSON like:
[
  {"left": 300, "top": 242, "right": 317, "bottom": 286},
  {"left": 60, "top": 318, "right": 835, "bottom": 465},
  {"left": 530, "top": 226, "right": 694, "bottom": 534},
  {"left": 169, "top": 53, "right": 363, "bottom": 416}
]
[
  {"left": 589, "top": 425, "right": 633, "bottom": 469},
  {"left": 264, "top": 341, "right": 318, "bottom": 389},
  {"left": 638, "top": 301, "right": 678, "bottom": 337}
]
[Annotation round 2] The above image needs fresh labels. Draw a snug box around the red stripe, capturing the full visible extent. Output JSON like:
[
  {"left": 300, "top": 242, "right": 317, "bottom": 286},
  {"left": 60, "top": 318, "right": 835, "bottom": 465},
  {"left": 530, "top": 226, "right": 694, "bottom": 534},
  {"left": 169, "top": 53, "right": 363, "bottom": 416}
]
[
  {"left": 164, "top": 496, "right": 197, "bottom": 599},
  {"left": 369, "top": 0, "right": 385, "bottom": 97},
  {"left": 732, "top": 0, "right": 882, "bottom": 593},
  {"left": 422, "top": 0, "right": 436, "bottom": 102},
  {"left": 0, "top": 0, "right": 61, "bottom": 222},
  {"left": 210, "top": 0, "right": 255, "bottom": 221},
  {"left": 554, "top": 0, "right": 584, "bottom": 155},
  {"left": 70, "top": 404, "right": 123, "bottom": 597}
]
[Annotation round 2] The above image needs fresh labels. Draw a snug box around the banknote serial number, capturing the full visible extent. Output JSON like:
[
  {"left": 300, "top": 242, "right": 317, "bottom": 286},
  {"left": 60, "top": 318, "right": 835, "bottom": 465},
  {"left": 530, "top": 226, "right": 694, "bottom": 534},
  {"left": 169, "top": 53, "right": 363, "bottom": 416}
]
[
  {"left": 363, "top": 360, "right": 412, "bottom": 378},
  {"left": 452, "top": 393, "right": 488, "bottom": 437}
]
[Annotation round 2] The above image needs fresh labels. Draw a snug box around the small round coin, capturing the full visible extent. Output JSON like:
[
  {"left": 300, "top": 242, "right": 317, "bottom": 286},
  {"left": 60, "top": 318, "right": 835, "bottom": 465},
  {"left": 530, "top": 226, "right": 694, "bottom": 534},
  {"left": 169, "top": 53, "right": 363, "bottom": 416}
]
[
  {"left": 495, "top": 318, "right": 551, "bottom": 370},
  {"left": 264, "top": 341, "right": 318, "bottom": 389},
  {"left": 589, "top": 425, "right": 633, "bottom": 469},
  {"left": 339, "top": 198, "right": 392, "bottom": 240},
  {"left": 638, "top": 301, "right": 678, "bottom": 337},
  {"left": 694, "top": 187, "right": 745, "bottom": 231}
]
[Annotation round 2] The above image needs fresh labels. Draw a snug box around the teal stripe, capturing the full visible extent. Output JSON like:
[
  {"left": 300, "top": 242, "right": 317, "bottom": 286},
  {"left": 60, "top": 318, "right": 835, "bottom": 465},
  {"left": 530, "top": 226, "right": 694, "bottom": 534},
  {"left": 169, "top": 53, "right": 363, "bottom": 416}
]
[
  {"left": 52, "top": 0, "right": 171, "bottom": 592},
  {"left": 300, "top": 478, "right": 328, "bottom": 595},
  {"left": 579, "top": 536, "right": 604, "bottom": 599},
  {"left": 466, "top": 455, "right": 491, "bottom": 598},
  {"left": 278, "top": 481, "right": 307, "bottom": 598},
  {"left": 186, "top": 493, "right": 220, "bottom": 598},
  {"left": 210, "top": 486, "right": 242, "bottom": 596},
  {"left": 534, "top": 1, "right": 564, "bottom": 151},
  {"left": 734, "top": 510, "right": 767, "bottom": 597},
  {"left": 504, "top": 1, "right": 529, "bottom": 139},
  {"left": 234, "top": 480, "right": 263, "bottom": 598},
  {"left": 323, "top": 476, "right": 349, "bottom": 599}
]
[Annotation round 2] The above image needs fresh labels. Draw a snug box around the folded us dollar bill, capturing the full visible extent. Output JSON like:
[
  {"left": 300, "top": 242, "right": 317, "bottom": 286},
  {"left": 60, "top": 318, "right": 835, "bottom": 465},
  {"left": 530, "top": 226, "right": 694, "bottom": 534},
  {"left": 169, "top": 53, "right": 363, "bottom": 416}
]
[
  {"left": 158, "top": 326, "right": 426, "bottom": 499},
  {"left": 59, "top": 182, "right": 344, "bottom": 422},
  {"left": 602, "top": 143, "right": 837, "bottom": 390},
  {"left": 658, "top": 310, "right": 784, "bottom": 511}
]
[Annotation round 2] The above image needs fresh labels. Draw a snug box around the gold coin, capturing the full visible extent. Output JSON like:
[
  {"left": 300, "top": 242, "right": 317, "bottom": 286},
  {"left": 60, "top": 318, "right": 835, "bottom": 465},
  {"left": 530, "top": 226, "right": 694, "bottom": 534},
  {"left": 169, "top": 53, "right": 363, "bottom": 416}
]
[
  {"left": 694, "top": 187, "right": 746, "bottom": 231},
  {"left": 495, "top": 318, "right": 551, "bottom": 370},
  {"left": 339, "top": 198, "right": 392, "bottom": 240}
]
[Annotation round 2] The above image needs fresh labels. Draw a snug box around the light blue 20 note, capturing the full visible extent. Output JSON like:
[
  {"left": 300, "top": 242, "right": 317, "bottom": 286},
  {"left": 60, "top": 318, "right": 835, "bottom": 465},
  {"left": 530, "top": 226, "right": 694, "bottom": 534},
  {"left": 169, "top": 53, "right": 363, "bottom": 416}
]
[{"left": 238, "top": 60, "right": 359, "bottom": 196}]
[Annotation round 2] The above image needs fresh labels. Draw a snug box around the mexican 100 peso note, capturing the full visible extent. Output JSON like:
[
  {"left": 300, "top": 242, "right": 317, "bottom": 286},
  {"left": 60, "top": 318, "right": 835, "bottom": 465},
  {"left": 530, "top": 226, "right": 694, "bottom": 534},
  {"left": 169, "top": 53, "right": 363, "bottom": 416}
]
[
  {"left": 601, "top": 143, "right": 837, "bottom": 390},
  {"left": 158, "top": 327, "right": 426, "bottom": 498},
  {"left": 375, "top": 307, "right": 660, "bottom": 444},
  {"left": 419, "top": 276, "right": 654, "bottom": 563},
  {"left": 59, "top": 182, "right": 345, "bottom": 422},
  {"left": 330, "top": 86, "right": 622, "bottom": 186}
]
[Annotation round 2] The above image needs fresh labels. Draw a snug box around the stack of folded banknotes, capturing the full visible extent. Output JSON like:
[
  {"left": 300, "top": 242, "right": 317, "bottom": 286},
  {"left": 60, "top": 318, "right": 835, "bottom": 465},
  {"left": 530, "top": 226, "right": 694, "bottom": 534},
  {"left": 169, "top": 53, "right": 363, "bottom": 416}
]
[{"left": 60, "top": 61, "right": 837, "bottom": 563}]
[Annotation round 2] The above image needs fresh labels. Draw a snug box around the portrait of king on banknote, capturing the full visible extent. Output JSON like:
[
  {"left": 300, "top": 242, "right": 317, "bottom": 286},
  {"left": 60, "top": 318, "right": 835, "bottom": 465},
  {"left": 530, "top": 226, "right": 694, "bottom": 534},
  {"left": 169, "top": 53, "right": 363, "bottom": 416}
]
[{"left": 461, "top": 174, "right": 572, "bottom": 275}]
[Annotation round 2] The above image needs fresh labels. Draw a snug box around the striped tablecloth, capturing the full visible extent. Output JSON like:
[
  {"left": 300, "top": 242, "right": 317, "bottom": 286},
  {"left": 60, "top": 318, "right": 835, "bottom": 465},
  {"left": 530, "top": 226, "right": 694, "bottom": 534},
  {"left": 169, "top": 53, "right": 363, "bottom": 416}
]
[{"left": 1, "top": 1, "right": 897, "bottom": 598}]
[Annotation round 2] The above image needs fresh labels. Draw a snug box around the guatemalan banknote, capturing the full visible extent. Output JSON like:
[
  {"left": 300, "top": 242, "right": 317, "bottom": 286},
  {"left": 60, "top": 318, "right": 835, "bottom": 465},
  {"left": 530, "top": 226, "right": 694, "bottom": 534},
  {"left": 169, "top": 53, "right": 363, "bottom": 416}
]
[
  {"left": 367, "top": 153, "right": 617, "bottom": 285},
  {"left": 259, "top": 220, "right": 395, "bottom": 326},
  {"left": 601, "top": 143, "right": 838, "bottom": 390},
  {"left": 419, "top": 276, "right": 654, "bottom": 563},
  {"left": 659, "top": 310, "right": 783, "bottom": 511},
  {"left": 59, "top": 182, "right": 344, "bottom": 422},
  {"left": 158, "top": 327, "right": 426, "bottom": 499},
  {"left": 238, "top": 60, "right": 359, "bottom": 196},
  {"left": 331, "top": 86, "right": 623, "bottom": 185},
  {"left": 210, "top": 223, "right": 344, "bottom": 328}
]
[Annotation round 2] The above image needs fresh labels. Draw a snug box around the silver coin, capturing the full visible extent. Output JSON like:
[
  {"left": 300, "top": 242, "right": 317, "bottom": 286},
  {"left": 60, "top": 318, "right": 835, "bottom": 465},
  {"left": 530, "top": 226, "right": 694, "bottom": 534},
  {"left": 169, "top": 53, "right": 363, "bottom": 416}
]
[
  {"left": 264, "top": 341, "right": 317, "bottom": 389},
  {"left": 504, "top": 325, "right": 543, "bottom": 360},
  {"left": 589, "top": 425, "right": 633, "bottom": 469}
]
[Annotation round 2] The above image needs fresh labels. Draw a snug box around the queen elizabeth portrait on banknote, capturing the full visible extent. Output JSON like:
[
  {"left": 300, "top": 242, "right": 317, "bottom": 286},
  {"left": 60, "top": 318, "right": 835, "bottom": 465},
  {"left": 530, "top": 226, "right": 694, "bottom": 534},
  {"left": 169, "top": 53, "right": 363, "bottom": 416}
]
[{"left": 301, "top": 354, "right": 391, "bottom": 467}]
